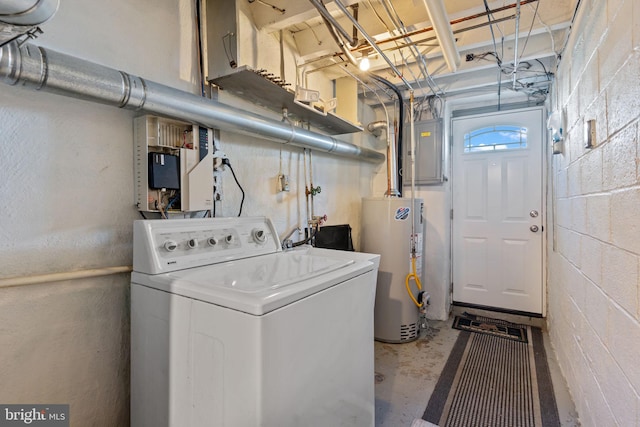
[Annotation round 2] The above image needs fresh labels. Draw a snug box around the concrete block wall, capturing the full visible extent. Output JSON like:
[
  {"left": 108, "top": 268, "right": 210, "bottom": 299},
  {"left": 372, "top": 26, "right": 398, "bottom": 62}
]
[{"left": 548, "top": 0, "right": 640, "bottom": 424}]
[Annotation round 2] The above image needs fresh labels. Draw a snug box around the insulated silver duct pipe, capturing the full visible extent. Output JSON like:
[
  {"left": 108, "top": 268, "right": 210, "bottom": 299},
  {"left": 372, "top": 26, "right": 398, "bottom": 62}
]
[{"left": 0, "top": 41, "right": 384, "bottom": 164}]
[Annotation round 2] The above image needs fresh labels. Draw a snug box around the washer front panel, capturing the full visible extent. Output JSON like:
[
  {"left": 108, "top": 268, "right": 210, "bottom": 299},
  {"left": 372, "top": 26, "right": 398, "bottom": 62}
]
[{"left": 133, "top": 217, "right": 280, "bottom": 274}]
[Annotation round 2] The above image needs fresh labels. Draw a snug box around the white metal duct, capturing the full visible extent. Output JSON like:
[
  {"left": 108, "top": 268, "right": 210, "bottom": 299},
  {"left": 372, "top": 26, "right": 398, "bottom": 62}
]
[
  {"left": 0, "top": 0, "right": 59, "bottom": 25},
  {"left": 0, "top": 41, "right": 384, "bottom": 164},
  {"left": 0, "top": 0, "right": 59, "bottom": 45}
]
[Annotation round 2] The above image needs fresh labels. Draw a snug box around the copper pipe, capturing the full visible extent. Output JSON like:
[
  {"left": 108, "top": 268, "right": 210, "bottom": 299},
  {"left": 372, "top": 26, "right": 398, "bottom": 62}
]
[
  {"left": 381, "top": 14, "right": 516, "bottom": 55},
  {"left": 351, "top": 0, "right": 538, "bottom": 53},
  {"left": 300, "top": 13, "right": 516, "bottom": 69}
]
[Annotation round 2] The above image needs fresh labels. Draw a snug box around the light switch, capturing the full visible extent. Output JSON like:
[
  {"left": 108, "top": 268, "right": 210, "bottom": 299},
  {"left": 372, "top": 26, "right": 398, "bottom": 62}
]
[{"left": 584, "top": 119, "right": 596, "bottom": 148}]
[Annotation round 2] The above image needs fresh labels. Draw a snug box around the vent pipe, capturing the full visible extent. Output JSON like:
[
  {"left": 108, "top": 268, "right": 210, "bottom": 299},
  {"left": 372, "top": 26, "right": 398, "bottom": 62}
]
[
  {"left": 370, "top": 74, "right": 404, "bottom": 192},
  {"left": 367, "top": 120, "right": 400, "bottom": 197},
  {"left": 0, "top": 41, "right": 384, "bottom": 164},
  {"left": 0, "top": 0, "right": 59, "bottom": 45}
]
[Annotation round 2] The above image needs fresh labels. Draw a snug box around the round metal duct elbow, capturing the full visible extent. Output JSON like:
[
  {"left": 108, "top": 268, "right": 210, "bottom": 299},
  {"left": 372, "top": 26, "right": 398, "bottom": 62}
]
[
  {"left": 0, "top": 0, "right": 60, "bottom": 26},
  {"left": 367, "top": 121, "right": 387, "bottom": 136}
]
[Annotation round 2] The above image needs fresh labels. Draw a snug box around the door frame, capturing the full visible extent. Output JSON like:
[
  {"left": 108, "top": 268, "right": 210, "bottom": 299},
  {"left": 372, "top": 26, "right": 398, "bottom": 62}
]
[{"left": 448, "top": 105, "right": 548, "bottom": 317}]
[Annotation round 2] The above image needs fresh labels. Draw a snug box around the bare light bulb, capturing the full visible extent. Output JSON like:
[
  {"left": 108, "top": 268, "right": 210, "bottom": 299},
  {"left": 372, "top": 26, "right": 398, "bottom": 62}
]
[{"left": 359, "top": 56, "right": 370, "bottom": 71}]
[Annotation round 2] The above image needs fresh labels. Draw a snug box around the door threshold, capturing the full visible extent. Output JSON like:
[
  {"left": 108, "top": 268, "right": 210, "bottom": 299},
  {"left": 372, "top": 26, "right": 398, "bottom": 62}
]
[{"left": 451, "top": 302, "right": 545, "bottom": 329}]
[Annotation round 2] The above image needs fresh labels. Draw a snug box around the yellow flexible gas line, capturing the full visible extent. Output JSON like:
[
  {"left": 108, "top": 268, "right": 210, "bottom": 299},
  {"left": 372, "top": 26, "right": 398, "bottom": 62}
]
[
  {"left": 405, "top": 90, "right": 423, "bottom": 308},
  {"left": 405, "top": 256, "right": 423, "bottom": 307}
]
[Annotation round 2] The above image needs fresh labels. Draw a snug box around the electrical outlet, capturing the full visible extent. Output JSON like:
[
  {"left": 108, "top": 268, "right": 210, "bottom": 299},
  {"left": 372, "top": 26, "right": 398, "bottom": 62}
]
[
  {"left": 213, "top": 172, "right": 223, "bottom": 201},
  {"left": 212, "top": 149, "right": 227, "bottom": 171}
]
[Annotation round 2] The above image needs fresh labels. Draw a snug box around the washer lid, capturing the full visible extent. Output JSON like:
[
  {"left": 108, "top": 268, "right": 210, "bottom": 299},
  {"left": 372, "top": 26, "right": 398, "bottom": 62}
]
[{"left": 131, "top": 250, "right": 373, "bottom": 315}]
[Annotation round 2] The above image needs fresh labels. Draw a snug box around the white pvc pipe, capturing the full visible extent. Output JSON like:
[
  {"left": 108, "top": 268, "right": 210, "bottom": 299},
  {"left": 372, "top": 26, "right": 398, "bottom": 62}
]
[{"left": 0, "top": 266, "right": 132, "bottom": 289}]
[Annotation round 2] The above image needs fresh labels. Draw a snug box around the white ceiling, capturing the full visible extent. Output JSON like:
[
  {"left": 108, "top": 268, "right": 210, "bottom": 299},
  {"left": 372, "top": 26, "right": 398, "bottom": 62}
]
[{"left": 245, "top": 0, "right": 578, "bottom": 107}]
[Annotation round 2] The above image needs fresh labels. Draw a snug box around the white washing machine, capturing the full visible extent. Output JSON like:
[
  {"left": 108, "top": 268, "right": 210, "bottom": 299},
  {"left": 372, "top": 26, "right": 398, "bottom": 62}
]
[{"left": 130, "top": 217, "right": 379, "bottom": 427}]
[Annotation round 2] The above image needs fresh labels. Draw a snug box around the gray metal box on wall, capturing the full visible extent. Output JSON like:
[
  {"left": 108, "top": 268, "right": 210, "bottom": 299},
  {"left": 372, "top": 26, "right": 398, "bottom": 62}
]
[
  {"left": 403, "top": 119, "right": 444, "bottom": 185},
  {"left": 205, "top": 0, "right": 239, "bottom": 80}
]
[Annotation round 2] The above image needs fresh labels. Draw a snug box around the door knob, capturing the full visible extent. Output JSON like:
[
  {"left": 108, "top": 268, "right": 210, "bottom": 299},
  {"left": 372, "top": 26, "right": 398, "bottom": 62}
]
[{"left": 530, "top": 225, "right": 539, "bottom": 232}]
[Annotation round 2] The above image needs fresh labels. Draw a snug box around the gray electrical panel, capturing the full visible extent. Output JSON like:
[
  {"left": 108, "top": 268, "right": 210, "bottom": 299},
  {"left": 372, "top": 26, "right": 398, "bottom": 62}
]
[{"left": 402, "top": 119, "right": 444, "bottom": 185}]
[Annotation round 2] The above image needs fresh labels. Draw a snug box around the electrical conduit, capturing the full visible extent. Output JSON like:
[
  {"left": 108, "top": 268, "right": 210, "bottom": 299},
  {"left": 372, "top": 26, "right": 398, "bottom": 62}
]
[{"left": 405, "top": 92, "right": 423, "bottom": 308}]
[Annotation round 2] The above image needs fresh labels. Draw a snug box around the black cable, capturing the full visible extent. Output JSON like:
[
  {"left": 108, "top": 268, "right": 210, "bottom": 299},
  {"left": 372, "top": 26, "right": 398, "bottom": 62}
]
[
  {"left": 139, "top": 211, "right": 148, "bottom": 219},
  {"left": 222, "top": 33, "right": 237, "bottom": 68},
  {"left": 0, "top": 34, "right": 23, "bottom": 49},
  {"left": 292, "top": 228, "right": 316, "bottom": 247},
  {"left": 482, "top": 0, "right": 502, "bottom": 66},
  {"left": 223, "top": 160, "right": 244, "bottom": 217},
  {"left": 518, "top": 0, "right": 541, "bottom": 64},
  {"left": 166, "top": 192, "right": 180, "bottom": 211},
  {"left": 370, "top": 74, "right": 404, "bottom": 194},
  {"left": 195, "top": 0, "right": 205, "bottom": 96},
  {"left": 535, "top": 58, "right": 550, "bottom": 79}
]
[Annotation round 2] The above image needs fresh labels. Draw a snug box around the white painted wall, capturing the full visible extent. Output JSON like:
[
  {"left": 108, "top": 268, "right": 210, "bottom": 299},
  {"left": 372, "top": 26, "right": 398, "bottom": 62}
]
[
  {"left": 0, "top": 1, "right": 382, "bottom": 425},
  {"left": 547, "top": 0, "right": 640, "bottom": 424}
]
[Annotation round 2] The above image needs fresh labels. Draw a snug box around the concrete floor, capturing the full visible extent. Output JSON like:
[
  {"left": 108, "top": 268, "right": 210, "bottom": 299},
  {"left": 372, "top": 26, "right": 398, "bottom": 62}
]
[{"left": 374, "top": 310, "right": 580, "bottom": 427}]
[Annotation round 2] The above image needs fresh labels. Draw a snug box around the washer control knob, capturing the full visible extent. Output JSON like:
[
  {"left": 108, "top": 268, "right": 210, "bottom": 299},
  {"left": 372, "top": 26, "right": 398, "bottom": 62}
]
[
  {"left": 252, "top": 229, "right": 267, "bottom": 244},
  {"left": 187, "top": 238, "right": 198, "bottom": 249},
  {"left": 208, "top": 237, "right": 218, "bottom": 246},
  {"left": 225, "top": 234, "right": 235, "bottom": 244},
  {"left": 164, "top": 240, "right": 178, "bottom": 252}
]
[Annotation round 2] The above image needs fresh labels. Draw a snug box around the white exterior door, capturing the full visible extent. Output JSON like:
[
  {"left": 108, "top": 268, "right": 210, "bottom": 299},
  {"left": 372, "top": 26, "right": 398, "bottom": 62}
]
[{"left": 452, "top": 108, "right": 544, "bottom": 314}]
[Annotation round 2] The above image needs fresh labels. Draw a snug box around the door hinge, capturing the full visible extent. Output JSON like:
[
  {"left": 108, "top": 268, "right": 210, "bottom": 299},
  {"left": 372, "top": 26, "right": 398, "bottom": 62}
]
[{"left": 450, "top": 209, "right": 454, "bottom": 220}]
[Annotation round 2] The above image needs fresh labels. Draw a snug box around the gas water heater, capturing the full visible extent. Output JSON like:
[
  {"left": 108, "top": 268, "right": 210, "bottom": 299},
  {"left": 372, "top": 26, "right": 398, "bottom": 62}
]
[{"left": 362, "top": 197, "right": 424, "bottom": 343}]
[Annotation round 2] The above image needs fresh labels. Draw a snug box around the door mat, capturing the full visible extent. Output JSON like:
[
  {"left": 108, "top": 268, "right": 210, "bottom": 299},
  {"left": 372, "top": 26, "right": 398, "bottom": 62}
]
[
  {"left": 422, "top": 322, "right": 560, "bottom": 427},
  {"left": 452, "top": 314, "right": 528, "bottom": 343}
]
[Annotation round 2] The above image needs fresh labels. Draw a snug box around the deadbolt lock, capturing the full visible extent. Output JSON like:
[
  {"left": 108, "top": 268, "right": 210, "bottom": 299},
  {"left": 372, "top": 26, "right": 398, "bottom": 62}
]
[{"left": 530, "top": 210, "right": 539, "bottom": 218}]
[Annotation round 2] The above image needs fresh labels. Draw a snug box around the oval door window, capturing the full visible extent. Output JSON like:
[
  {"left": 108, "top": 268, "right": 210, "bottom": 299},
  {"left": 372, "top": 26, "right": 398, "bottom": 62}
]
[{"left": 463, "top": 125, "right": 528, "bottom": 153}]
